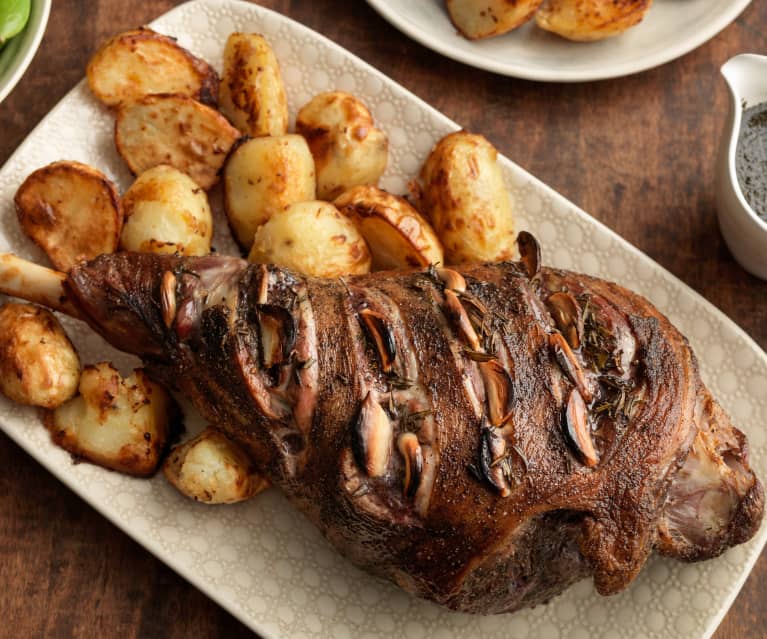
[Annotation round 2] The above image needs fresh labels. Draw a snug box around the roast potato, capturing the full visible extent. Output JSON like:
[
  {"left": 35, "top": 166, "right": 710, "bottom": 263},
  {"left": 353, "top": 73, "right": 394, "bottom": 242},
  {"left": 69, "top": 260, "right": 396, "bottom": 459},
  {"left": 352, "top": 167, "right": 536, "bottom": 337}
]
[
  {"left": 223, "top": 135, "right": 316, "bottom": 249},
  {"left": 87, "top": 28, "right": 218, "bottom": 107},
  {"left": 14, "top": 161, "right": 122, "bottom": 272},
  {"left": 46, "top": 363, "right": 179, "bottom": 477},
  {"left": 248, "top": 201, "right": 371, "bottom": 277},
  {"left": 0, "top": 303, "right": 80, "bottom": 409},
  {"left": 536, "top": 0, "right": 652, "bottom": 41},
  {"left": 295, "top": 91, "right": 388, "bottom": 200},
  {"left": 219, "top": 33, "right": 288, "bottom": 137},
  {"left": 334, "top": 185, "right": 443, "bottom": 270},
  {"left": 418, "top": 131, "right": 514, "bottom": 264},
  {"left": 446, "top": 0, "right": 542, "bottom": 39},
  {"left": 115, "top": 94, "right": 241, "bottom": 190},
  {"left": 120, "top": 165, "right": 213, "bottom": 256},
  {"left": 164, "top": 427, "right": 269, "bottom": 504}
]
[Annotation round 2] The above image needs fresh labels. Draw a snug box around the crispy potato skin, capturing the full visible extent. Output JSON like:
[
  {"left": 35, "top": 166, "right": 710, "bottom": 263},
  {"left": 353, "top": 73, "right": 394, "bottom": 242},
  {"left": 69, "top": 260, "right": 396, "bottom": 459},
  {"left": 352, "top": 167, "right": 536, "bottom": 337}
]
[
  {"left": 418, "top": 131, "right": 514, "bottom": 264},
  {"left": 14, "top": 160, "right": 123, "bottom": 272},
  {"left": 115, "top": 94, "right": 241, "bottom": 190},
  {"left": 248, "top": 201, "right": 371, "bottom": 277},
  {"left": 296, "top": 91, "right": 388, "bottom": 200},
  {"left": 446, "top": 0, "right": 542, "bottom": 39},
  {"left": 334, "top": 185, "right": 443, "bottom": 270},
  {"left": 219, "top": 33, "right": 289, "bottom": 137},
  {"left": 120, "top": 165, "right": 213, "bottom": 256},
  {"left": 164, "top": 427, "right": 269, "bottom": 504},
  {"left": 536, "top": 0, "right": 652, "bottom": 41},
  {"left": 46, "top": 363, "right": 179, "bottom": 477},
  {"left": 223, "top": 135, "right": 316, "bottom": 250},
  {"left": 0, "top": 303, "right": 80, "bottom": 409},
  {"left": 87, "top": 28, "right": 219, "bottom": 107}
]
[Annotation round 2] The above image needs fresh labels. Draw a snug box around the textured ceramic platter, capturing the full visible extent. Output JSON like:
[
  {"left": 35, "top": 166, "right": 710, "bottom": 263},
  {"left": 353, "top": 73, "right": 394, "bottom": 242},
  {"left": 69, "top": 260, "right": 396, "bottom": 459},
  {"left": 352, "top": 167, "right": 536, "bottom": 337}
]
[
  {"left": 0, "top": 1, "right": 765, "bottom": 638},
  {"left": 366, "top": 0, "right": 753, "bottom": 82}
]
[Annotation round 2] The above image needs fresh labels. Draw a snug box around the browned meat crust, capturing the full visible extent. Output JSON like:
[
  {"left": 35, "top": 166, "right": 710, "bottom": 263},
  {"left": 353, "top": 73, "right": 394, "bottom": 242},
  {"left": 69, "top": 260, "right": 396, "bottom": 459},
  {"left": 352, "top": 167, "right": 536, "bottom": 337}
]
[{"left": 66, "top": 252, "right": 764, "bottom": 613}]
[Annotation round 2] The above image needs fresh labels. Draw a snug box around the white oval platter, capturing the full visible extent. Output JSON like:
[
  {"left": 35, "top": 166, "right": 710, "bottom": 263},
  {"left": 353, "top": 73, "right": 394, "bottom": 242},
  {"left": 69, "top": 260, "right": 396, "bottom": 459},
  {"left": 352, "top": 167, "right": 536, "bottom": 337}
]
[{"left": 0, "top": 1, "right": 764, "bottom": 638}]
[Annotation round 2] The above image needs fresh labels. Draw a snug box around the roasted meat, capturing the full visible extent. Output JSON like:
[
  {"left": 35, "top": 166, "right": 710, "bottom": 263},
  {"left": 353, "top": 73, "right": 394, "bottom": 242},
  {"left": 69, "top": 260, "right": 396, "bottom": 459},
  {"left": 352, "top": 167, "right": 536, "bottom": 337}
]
[{"left": 63, "top": 245, "right": 764, "bottom": 614}]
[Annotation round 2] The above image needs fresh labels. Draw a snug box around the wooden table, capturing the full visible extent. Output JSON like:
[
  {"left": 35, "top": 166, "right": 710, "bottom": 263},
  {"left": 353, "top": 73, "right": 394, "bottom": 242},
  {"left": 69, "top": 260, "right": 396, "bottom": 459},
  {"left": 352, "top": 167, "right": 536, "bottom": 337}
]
[{"left": 1, "top": 1, "right": 765, "bottom": 636}]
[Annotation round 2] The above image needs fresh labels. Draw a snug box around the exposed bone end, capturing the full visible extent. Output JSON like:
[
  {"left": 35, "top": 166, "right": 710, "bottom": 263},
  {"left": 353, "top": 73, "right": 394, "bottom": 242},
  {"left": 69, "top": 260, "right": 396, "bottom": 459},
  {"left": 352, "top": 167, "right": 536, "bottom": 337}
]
[
  {"left": 657, "top": 390, "right": 766, "bottom": 560},
  {"left": 0, "top": 253, "right": 83, "bottom": 319}
]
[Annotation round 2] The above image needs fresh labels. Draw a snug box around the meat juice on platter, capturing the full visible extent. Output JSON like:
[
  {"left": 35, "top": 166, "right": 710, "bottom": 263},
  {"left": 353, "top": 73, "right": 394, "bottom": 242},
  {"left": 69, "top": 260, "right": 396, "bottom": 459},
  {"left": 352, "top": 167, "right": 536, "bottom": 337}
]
[{"left": 736, "top": 102, "right": 767, "bottom": 222}]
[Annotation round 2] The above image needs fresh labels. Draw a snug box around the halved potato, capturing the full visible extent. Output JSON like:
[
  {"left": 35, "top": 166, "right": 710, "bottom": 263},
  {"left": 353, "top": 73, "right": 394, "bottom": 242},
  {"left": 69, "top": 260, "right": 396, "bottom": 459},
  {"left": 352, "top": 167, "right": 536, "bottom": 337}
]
[
  {"left": 535, "top": 0, "right": 652, "bottom": 41},
  {"left": 334, "top": 185, "right": 443, "bottom": 270},
  {"left": 164, "top": 427, "right": 269, "bottom": 504},
  {"left": 14, "top": 161, "right": 122, "bottom": 271},
  {"left": 446, "top": 0, "right": 542, "bottom": 39},
  {"left": 120, "top": 165, "right": 212, "bottom": 256},
  {"left": 219, "top": 33, "right": 288, "bottom": 137},
  {"left": 248, "top": 201, "right": 371, "bottom": 277},
  {"left": 115, "top": 94, "right": 241, "bottom": 190},
  {"left": 46, "top": 362, "right": 179, "bottom": 477},
  {"left": 418, "top": 131, "right": 514, "bottom": 264},
  {"left": 0, "top": 303, "right": 80, "bottom": 409},
  {"left": 296, "top": 91, "right": 388, "bottom": 200},
  {"left": 87, "top": 28, "right": 219, "bottom": 107},
  {"left": 223, "top": 135, "right": 316, "bottom": 250}
]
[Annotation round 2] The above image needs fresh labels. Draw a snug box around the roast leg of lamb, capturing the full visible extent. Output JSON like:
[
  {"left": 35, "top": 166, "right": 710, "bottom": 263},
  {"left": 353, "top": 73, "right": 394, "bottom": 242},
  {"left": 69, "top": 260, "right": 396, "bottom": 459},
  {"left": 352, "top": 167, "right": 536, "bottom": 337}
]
[{"left": 7, "top": 240, "right": 762, "bottom": 614}]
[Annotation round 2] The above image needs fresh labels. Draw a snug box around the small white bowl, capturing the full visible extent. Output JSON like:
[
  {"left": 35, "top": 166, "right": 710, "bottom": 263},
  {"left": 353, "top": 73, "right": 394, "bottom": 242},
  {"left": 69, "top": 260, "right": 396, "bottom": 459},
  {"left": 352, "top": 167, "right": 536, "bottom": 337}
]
[
  {"left": 716, "top": 54, "right": 767, "bottom": 281},
  {"left": 0, "top": 0, "right": 52, "bottom": 104}
]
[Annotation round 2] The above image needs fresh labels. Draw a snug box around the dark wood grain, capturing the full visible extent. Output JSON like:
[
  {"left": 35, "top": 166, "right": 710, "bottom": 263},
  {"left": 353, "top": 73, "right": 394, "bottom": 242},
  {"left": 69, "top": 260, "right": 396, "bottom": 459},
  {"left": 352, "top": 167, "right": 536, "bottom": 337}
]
[{"left": 1, "top": 1, "right": 765, "bottom": 636}]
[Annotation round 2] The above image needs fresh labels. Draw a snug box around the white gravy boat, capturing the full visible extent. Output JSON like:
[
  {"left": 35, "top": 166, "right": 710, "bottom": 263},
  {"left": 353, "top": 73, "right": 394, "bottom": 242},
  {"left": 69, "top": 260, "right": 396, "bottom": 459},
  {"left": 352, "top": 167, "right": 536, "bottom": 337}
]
[{"left": 716, "top": 54, "right": 767, "bottom": 281}]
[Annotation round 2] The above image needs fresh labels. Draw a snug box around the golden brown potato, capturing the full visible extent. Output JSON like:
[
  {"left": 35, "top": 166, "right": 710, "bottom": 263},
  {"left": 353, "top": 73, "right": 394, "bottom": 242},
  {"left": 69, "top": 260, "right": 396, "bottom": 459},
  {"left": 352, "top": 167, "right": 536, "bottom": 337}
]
[
  {"left": 418, "top": 131, "right": 514, "bottom": 264},
  {"left": 46, "top": 363, "right": 178, "bottom": 477},
  {"left": 219, "top": 33, "right": 288, "bottom": 137},
  {"left": 334, "top": 185, "right": 443, "bottom": 270},
  {"left": 0, "top": 303, "right": 80, "bottom": 409},
  {"left": 115, "top": 94, "right": 241, "bottom": 190},
  {"left": 248, "top": 201, "right": 371, "bottom": 277},
  {"left": 296, "top": 91, "right": 388, "bottom": 200},
  {"left": 536, "top": 0, "right": 652, "bottom": 41},
  {"left": 14, "top": 161, "right": 123, "bottom": 272},
  {"left": 163, "top": 427, "right": 269, "bottom": 504},
  {"left": 87, "top": 28, "right": 219, "bottom": 107},
  {"left": 223, "top": 135, "right": 316, "bottom": 250},
  {"left": 446, "top": 0, "right": 542, "bottom": 39},
  {"left": 120, "top": 165, "right": 212, "bottom": 256}
]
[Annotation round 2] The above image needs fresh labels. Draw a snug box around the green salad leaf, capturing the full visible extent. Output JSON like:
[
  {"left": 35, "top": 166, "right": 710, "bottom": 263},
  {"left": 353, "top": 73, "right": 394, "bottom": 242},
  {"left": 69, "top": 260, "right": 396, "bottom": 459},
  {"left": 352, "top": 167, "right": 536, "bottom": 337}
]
[{"left": 0, "top": 0, "right": 31, "bottom": 47}]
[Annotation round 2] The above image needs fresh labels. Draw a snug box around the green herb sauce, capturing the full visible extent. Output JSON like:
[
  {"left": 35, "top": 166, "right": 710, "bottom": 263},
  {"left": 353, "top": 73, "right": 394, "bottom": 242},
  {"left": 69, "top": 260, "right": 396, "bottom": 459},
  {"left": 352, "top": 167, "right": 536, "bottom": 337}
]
[{"left": 736, "top": 103, "right": 767, "bottom": 222}]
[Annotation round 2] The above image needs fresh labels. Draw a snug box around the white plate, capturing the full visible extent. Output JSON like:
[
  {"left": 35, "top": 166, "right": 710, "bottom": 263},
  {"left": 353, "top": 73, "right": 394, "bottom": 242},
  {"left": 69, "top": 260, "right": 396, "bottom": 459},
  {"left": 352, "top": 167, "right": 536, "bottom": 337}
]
[
  {"left": 366, "top": 0, "right": 753, "bottom": 81},
  {"left": 0, "top": 1, "right": 765, "bottom": 638}
]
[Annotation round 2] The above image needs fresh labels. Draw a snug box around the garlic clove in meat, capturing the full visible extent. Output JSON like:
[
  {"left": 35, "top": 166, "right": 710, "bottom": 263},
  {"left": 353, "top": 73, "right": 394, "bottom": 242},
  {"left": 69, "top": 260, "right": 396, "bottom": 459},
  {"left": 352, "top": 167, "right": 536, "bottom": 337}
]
[
  {"left": 352, "top": 392, "right": 392, "bottom": 477},
  {"left": 516, "top": 231, "right": 541, "bottom": 279},
  {"left": 397, "top": 432, "right": 423, "bottom": 498},
  {"left": 480, "top": 360, "right": 514, "bottom": 427},
  {"left": 444, "top": 289, "right": 481, "bottom": 351},
  {"left": 359, "top": 308, "right": 397, "bottom": 374},
  {"left": 562, "top": 388, "right": 598, "bottom": 467},
  {"left": 546, "top": 291, "right": 583, "bottom": 350}
]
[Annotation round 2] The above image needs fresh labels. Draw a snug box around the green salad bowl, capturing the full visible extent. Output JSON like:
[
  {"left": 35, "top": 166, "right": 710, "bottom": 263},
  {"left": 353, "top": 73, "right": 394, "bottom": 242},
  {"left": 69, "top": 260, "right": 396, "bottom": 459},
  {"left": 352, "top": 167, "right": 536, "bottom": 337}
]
[{"left": 0, "top": 0, "right": 51, "bottom": 104}]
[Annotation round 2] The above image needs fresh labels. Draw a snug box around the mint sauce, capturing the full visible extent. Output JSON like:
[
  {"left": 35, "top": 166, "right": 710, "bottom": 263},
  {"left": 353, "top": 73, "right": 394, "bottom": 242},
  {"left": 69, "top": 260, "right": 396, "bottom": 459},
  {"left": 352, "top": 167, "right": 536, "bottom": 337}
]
[{"left": 736, "top": 103, "right": 767, "bottom": 222}]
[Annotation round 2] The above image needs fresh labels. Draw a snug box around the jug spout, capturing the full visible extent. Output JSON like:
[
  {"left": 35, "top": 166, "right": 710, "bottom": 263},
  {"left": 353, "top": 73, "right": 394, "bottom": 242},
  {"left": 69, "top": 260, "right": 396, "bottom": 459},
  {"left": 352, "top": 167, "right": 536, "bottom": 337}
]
[{"left": 721, "top": 54, "right": 767, "bottom": 104}]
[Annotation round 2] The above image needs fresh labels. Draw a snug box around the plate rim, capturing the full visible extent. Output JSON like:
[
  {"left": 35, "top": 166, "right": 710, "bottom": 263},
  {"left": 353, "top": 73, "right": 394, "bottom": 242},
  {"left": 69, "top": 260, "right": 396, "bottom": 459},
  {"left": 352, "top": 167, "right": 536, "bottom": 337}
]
[
  {"left": 0, "top": 1, "right": 765, "bottom": 637},
  {"left": 365, "top": 0, "right": 754, "bottom": 82}
]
